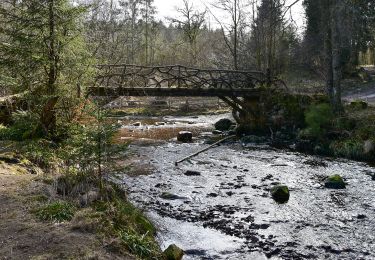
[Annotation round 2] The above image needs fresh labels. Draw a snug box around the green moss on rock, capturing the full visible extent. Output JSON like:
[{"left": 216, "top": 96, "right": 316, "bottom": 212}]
[
  {"left": 270, "top": 185, "right": 290, "bottom": 204},
  {"left": 325, "top": 174, "right": 346, "bottom": 189},
  {"left": 163, "top": 244, "right": 184, "bottom": 260}
]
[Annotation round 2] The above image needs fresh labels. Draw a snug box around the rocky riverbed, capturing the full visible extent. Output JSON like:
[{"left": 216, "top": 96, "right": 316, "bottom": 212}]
[{"left": 115, "top": 114, "right": 375, "bottom": 260}]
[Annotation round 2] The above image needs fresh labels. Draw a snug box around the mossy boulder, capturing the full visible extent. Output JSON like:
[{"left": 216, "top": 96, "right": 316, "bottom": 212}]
[
  {"left": 324, "top": 174, "right": 346, "bottom": 189},
  {"left": 163, "top": 244, "right": 184, "bottom": 260},
  {"left": 214, "top": 118, "right": 235, "bottom": 131},
  {"left": 350, "top": 100, "right": 368, "bottom": 110},
  {"left": 270, "top": 185, "right": 290, "bottom": 204}
]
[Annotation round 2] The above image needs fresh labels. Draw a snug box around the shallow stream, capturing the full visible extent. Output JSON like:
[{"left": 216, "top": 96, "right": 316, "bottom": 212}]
[{"left": 116, "top": 114, "right": 375, "bottom": 260}]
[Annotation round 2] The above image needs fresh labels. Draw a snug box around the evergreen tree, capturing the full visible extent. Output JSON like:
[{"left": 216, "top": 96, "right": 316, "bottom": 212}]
[
  {"left": 250, "top": 0, "right": 295, "bottom": 76},
  {"left": 0, "top": 0, "right": 93, "bottom": 135}
]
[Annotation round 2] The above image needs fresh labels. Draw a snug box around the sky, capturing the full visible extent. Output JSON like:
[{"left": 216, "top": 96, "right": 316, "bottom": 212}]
[{"left": 154, "top": 0, "right": 305, "bottom": 30}]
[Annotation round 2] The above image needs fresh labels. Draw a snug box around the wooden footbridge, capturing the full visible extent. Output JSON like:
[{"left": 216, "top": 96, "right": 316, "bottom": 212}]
[
  {"left": 88, "top": 64, "right": 283, "bottom": 98},
  {"left": 88, "top": 64, "right": 287, "bottom": 124}
]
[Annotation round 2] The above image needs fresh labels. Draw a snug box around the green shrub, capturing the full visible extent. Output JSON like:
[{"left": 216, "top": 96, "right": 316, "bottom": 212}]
[
  {"left": 35, "top": 201, "right": 76, "bottom": 222},
  {"left": 330, "top": 139, "right": 364, "bottom": 160},
  {"left": 94, "top": 197, "right": 160, "bottom": 259},
  {"left": 304, "top": 103, "right": 334, "bottom": 139},
  {"left": 0, "top": 111, "right": 40, "bottom": 141},
  {"left": 17, "top": 139, "right": 59, "bottom": 168}
]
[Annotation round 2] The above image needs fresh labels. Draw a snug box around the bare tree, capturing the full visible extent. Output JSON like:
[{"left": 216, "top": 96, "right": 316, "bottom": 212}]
[
  {"left": 210, "top": 0, "right": 248, "bottom": 69},
  {"left": 169, "top": 0, "right": 206, "bottom": 66}
]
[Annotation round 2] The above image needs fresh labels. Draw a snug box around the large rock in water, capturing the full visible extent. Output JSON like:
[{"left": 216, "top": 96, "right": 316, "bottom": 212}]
[
  {"left": 324, "top": 174, "right": 346, "bottom": 189},
  {"left": 270, "top": 185, "right": 290, "bottom": 204},
  {"left": 163, "top": 244, "right": 184, "bottom": 260},
  {"left": 177, "top": 131, "right": 193, "bottom": 142},
  {"left": 214, "top": 118, "right": 235, "bottom": 131}
]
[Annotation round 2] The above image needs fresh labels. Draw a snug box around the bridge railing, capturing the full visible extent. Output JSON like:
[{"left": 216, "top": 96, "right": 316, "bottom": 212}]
[{"left": 94, "top": 64, "right": 268, "bottom": 90}]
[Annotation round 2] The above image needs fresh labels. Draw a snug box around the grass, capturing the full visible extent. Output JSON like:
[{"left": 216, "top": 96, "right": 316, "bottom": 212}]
[
  {"left": 35, "top": 201, "right": 76, "bottom": 223},
  {"left": 93, "top": 191, "right": 162, "bottom": 259}
]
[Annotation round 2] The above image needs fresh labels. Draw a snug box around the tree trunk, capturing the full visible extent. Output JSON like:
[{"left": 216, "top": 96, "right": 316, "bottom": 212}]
[
  {"left": 47, "top": 0, "right": 57, "bottom": 95},
  {"left": 326, "top": 0, "right": 343, "bottom": 113}
]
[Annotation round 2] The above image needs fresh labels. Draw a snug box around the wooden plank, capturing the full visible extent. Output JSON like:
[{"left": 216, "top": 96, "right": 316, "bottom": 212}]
[{"left": 174, "top": 135, "right": 237, "bottom": 166}]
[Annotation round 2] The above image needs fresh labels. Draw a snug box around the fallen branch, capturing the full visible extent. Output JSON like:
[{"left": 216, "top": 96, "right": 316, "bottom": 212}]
[{"left": 174, "top": 135, "right": 237, "bottom": 166}]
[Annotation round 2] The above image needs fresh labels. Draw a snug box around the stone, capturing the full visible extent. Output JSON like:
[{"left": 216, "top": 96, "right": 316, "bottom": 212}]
[
  {"left": 177, "top": 131, "right": 193, "bottom": 142},
  {"left": 155, "top": 122, "right": 166, "bottom": 126},
  {"left": 270, "top": 185, "right": 290, "bottom": 204},
  {"left": 184, "top": 170, "right": 201, "bottom": 176},
  {"left": 214, "top": 118, "right": 235, "bottom": 131},
  {"left": 160, "top": 192, "right": 185, "bottom": 200},
  {"left": 363, "top": 140, "right": 375, "bottom": 155},
  {"left": 132, "top": 122, "right": 142, "bottom": 127},
  {"left": 163, "top": 244, "right": 184, "bottom": 260},
  {"left": 324, "top": 174, "right": 346, "bottom": 189},
  {"left": 350, "top": 100, "right": 368, "bottom": 110},
  {"left": 212, "top": 130, "right": 223, "bottom": 135},
  {"left": 357, "top": 214, "right": 367, "bottom": 220}
]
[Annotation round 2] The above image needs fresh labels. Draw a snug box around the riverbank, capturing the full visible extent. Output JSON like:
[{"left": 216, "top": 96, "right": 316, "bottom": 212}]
[
  {"left": 0, "top": 144, "right": 164, "bottom": 259},
  {"left": 0, "top": 155, "right": 136, "bottom": 259}
]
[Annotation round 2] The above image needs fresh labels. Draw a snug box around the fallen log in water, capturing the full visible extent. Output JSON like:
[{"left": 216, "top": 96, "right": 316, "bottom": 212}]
[{"left": 174, "top": 135, "right": 237, "bottom": 166}]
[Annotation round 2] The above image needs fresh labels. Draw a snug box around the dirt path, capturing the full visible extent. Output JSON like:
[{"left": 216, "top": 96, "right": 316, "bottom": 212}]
[{"left": 0, "top": 162, "right": 132, "bottom": 260}]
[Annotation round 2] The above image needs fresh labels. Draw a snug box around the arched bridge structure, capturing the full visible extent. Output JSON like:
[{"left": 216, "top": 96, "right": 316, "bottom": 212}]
[
  {"left": 88, "top": 64, "right": 287, "bottom": 125},
  {"left": 88, "top": 64, "right": 276, "bottom": 98}
]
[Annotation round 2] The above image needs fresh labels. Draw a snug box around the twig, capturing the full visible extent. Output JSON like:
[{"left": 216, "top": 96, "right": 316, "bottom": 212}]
[{"left": 174, "top": 135, "right": 237, "bottom": 166}]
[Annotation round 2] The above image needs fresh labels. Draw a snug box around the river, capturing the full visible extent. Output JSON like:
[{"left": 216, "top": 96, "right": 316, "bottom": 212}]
[{"left": 114, "top": 114, "right": 375, "bottom": 260}]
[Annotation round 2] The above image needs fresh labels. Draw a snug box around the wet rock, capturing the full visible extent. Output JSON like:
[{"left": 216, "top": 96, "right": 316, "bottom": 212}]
[
  {"left": 304, "top": 159, "right": 327, "bottom": 167},
  {"left": 241, "top": 135, "right": 268, "bottom": 144},
  {"left": 214, "top": 118, "right": 235, "bottom": 131},
  {"left": 363, "top": 140, "right": 375, "bottom": 155},
  {"left": 324, "top": 174, "right": 346, "bottom": 189},
  {"left": 160, "top": 192, "right": 185, "bottom": 200},
  {"left": 177, "top": 131, "right": 193, "bottom": 142},
  {"left": 270, "top": 185, "right": 290, "bottom": 204},
  {"left": 357, "top": 214, "right": 367, "bottom": 220},
  {"left": 184, "top": 249, "right": 206, "bottom": 256},
  {"left": 163, "top": 244, "right": 184, "bottom": 260},
  {"left": 184, "top": 170, "right": 201, "bottom": 176},
  {"left": 132, "top": 122, "right": 142, "bottom": 127},
  {"left": 212, "top": 130, "right": 223, "bottom": 135}
]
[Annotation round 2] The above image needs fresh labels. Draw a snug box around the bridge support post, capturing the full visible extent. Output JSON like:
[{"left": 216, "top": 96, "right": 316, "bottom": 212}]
[{"left": 220, "top": 95, "right": 269, "bottom": 135}]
